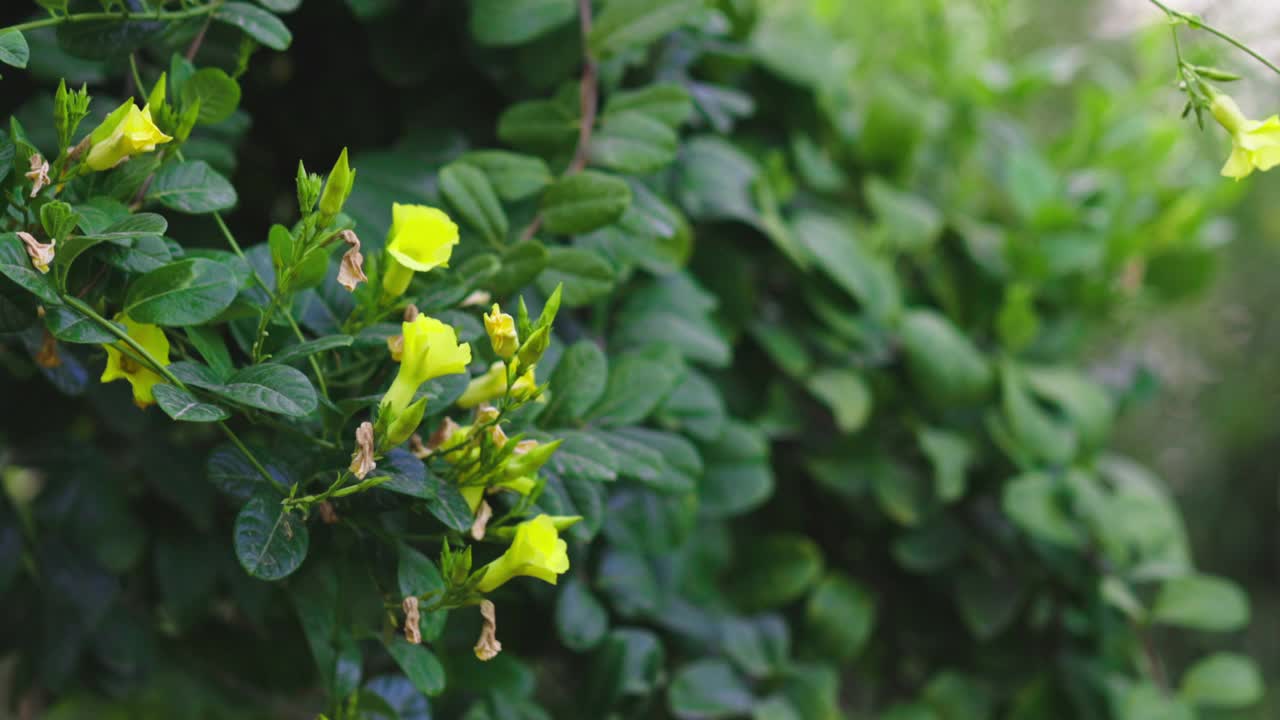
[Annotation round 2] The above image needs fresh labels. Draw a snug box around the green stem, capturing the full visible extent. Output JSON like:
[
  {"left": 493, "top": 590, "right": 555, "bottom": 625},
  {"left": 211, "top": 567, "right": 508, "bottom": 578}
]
[
  {"left": 61, "top": 295, "right": 279, "bottom": 490},
  {"left": 212, "top": 213, "right": 330, "bottom": 398},
  {"left": 4, "top": 2, "right": 223, "bottom": 34},
  {"left": 1148, "top": 0, "right": 1280, "bottom": 77}
]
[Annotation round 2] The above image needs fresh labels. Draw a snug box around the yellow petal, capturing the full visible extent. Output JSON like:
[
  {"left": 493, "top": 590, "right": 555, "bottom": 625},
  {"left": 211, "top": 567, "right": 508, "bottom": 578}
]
[
  {"left": 386, "top": 204, "right": 459, "bottom": 272},
  {"left": 1221, "top": 145, "right": 1254, "bottom": 180}
]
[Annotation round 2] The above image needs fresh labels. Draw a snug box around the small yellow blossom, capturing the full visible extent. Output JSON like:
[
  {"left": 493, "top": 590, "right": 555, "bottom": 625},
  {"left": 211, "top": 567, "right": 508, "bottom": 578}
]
[
  {"left": 381, "top": 204, "right": 460, "bottom": 298},
  {"left": 457, "top": 361, "right": 537, "bottom": 409},
  {"left": 484, "top": 304, "right": 518, "bottom": 360},
  {"left": 475, "top": 514, "right": 570, "bottom": 593},
  {"left": 1210, "top": 93, "right": 1280, "bottom": 180},
  {"left": 384, "top": 312, "right": 476, "bottom": 417},
  {"left": 100, "top": 317, "right": 170, "bottom": 408},
  {"left": 85, "top": 101, "right": 172, "bottom": 172}
]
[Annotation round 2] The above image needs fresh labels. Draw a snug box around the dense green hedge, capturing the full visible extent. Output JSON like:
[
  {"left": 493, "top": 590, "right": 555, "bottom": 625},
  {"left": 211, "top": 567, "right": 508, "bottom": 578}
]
[{"left": 0, "top": 1, "right": 1266, "bottom": 718}]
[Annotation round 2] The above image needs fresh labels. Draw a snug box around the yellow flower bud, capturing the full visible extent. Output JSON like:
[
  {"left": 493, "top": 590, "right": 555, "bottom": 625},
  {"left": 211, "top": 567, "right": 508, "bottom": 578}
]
[
  {"left": 381, "top": 204, "right": 460, "bottom": 298},
  {"left": 85, "top": 101, "right": 172, "bottom": 172},
  {"left": 1210, "top": 93, "right": 1280, "bottom": 180},
  {"left": 475, "top": 514, "right": 570, "bottom": 593},
  {"left": 457, "top": 361, "right": 537, "bottom": 409},
  {"left": 380, "top": 315, "right": 472, "bottom": 420},
  {"left": 100, "top": 316, "right": 170, "bottom": 408},
  {"left": 484, "top": 304, "right": 518, "bottom": 360}
]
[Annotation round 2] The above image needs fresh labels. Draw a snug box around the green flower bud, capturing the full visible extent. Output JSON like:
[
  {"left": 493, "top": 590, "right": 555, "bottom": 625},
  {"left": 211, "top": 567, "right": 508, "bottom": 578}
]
[{"left": 318, "top": 147, "right": 356, "bottom": 221}]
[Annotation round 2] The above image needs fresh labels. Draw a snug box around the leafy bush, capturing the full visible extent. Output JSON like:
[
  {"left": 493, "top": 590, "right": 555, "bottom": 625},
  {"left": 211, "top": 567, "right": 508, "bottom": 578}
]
[{"left": 0, "top": 1, "right": 1267, "bottom": 718}]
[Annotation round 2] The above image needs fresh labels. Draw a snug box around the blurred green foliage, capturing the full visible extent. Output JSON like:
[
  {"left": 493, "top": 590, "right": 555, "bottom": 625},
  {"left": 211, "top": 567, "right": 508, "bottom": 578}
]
[{"left": 0, "top": 0, "right": 1272, "bottom": 718}]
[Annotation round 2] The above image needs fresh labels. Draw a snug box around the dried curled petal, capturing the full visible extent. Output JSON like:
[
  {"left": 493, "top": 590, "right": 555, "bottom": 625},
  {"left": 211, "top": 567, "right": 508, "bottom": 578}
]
[{"left": 349, "top": 421, "right": 377, "bottom": 480}]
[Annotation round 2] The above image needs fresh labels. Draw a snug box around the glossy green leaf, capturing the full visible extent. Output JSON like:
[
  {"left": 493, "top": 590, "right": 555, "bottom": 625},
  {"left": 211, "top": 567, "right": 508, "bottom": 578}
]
[
  {"left": 124, "top": 258, "right": 238, "bottom": 325},
  {"left": 215, "top": 2, "right": 294, "bottom": 50},
  {"left": 153, "top": 384, "right": 231, "bottom": 423},
  {"left": 148, "top": 160, "right": 237, "bottom": 214},
  {"left": 233, "top": 492, "right": 308, "bottom": 580}
]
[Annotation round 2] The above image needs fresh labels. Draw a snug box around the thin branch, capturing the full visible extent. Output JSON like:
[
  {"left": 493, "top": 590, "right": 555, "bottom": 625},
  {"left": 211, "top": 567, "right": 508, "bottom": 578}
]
[
  {"left": 3, "top": 2, "right": 223, "bottom": 34},
  {"left": 1147, "top": 0, "right": 1280, "bottom": 77},
  {"left": 567, "top": 0, "right": 599, "bottom": 174},
  {"left": 518, "top": 0, "right": 598, "bottom": 241}
]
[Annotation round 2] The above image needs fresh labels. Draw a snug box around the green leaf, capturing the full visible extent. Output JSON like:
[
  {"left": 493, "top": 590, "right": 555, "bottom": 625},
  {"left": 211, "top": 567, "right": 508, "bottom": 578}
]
[
  {"left": 544, "top": 340, "right": 608, "bottom": 424},
  {"left": 370, "top": 450, "right": 436, "bottom": 500},
  {"left": 1152, "top": 574, "right": 1250, "bottom": 632},
  {"left": 0, "top": 233, "right": 60, "bottom": 305},
  {"left": 487, "top": 240, "right": 549, "bottom": 296},
  {"left": 215, "top": 2, "right": 294, "bottom": 50},
  {"left": 257, "top": 0, "right": 303, "bottom": 11},
  {"left": 806, "top": 368, "right": 871, "bottom": 434},
  {"left": 728, "top": 534, "right": 824, "bottom": 611},
  {"left": 540, "top": 171, "right": 633, "bottom": 235},
  {"left": 0, "top": 30, "right": 29, "bottom": 69},
  {"left": 271, "top": 335, "right": 354, "bottom": 365},
  {"left": 589, "top": 628, "right": 666, "bottom": 706},
  {"left": 1121, "top": 684, "right": 1194, "bottom": 720},
  {"left": 916, "top": 427, "right": 974, "bottom": 503},
  {"left": 460, "top": 150, "right": 553, "bottom": 201},
  {"left": 180, "top": 68, "right": 242, "bottom": 124},
  {"left": 383, "top": 636, "right": 446, "bottom": 697},
  {"left": 1002, "top": 472, "right": 1084, "bottom": 548},
  {"left": 587, "top": 344, "right": 684, "bottom": 427},
  {"left": 124, "top": 258, "right": 238, "bottom": 326},
  {"left": 805, "top": 573, "right": 875, "bottom": 663},
  {"left": 604, "top": 82, "right": 694, "bottom": 127},
  {"left": 207, "top": 443, "right": 293, "bottom": 500},
  {"left": 1000, "top": 364, "right": 1076, "bottom": 465},
  {"left": 590, "top": 112, "right": 679, "bottom": 175},
  {"left": 700, "top": 421, "right": 772, "bottom": 517},
  {"left": 218, "top": 363, "right": 318, "bottom": 417},
  {"left": 233, "top": 492, "right": 308, "bottom": 580},
  {"left": 668, "top": 660, "right": 754, "bottom": 720},
  {"left": 43, "top": 304, "right": 120, "bottom": 344},
  {"left": 153, "top": 384, "right": 231, "bottom": 423},
  {"left": 556, "top": 577, "right": 609, "bottom": 651},
  {"left": 794, "top": 212, "right": 899, "bottom": 320},
  {"left": 954, "top": 569, "right": 1023, "bottom": 640},
  {"left": 721, "top": 616, "right": 789, "bottom": 679},
  {"left": 899, "top": 309, "right": 993, "bottom": 405},
  {"left": 148, "top": 160, "right": 238, "bottom": 213},
  {"left": 397, "top": 544, "right": 447, "bottom": 642},
  {"left": 470, "top": 0, "right": 576, "bottom": 47},
  {"left": 865, "top": 177, "right": 943, "bottom": 251},
  {"left": 424, "top": 480, "right": 474, "bottom": 532},
  {"left": 439, "top": 162, "right": 508, "bottom": 246},
  {"left": 497, "top": 99, "right": 578, "bottom": 152},
  {"left": 541, "top": 430, "right": 619, "bottom": 484},
  {"left": 55, "top": 16, "right": 164, "bottom": 59},
  {"left": 589, "top": 0, "right": 701, "bottom": 59},
  {"left": 1179, "top": 653, "right": 1263, "bottom": 708},
  {"left": 677, "top": 137, "right": 760, "bottom": 223},
  {"left": 537, "top": 246, "right": 616, "bottom": 307}
]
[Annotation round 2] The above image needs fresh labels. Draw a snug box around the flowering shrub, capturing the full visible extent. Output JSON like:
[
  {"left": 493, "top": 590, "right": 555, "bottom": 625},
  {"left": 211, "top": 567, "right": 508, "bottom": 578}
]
[{"left": 0, "top": 1, "right": 1271, "bottom": 718}]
